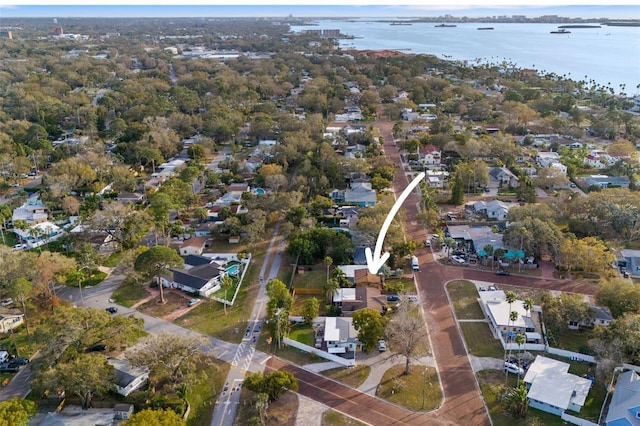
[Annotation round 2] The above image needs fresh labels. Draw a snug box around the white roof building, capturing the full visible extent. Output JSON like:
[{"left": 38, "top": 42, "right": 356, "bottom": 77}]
[
  {"left": 14, "top": 221, "right": 64, "bottom": 249},
  {"left": 12, "top": 195, "right": 48, "bottom": 225},
  {"left": 479, "top": 290, "right": 533, "bottom": 331},
  {"left": 524, "top": 356, "right": 592, "bottom": 416}
]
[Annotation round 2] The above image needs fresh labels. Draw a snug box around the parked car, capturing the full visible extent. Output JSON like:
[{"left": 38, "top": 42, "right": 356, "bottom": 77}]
[
  {"left": 378, "top": 340, "right": 387, "bottom": 352},
  {"left": 86, "top": 344, "right": 107, "bottom": 353},
  {"left": 105, "top": 307, "right": 118, "bottom": 314},
  {"left": 386, "top": 295, "right": 400, "bottom": 302},
  {"left": 9, "top": 357, "right": 30, "bottom": 365},
  {"left": 0, "top": 363, "right": 20, "bottom": 373},
  {"left": 407, "top": 295, "right": 418, "bottom": 303},
  {"left": 0, "top": 298, "right": 13, "bottom": 307},
  {"left": 504, "top": 361, "right": 524, "bottom": 376},
  {"left": 425, "top": 240, "right": 431, "bottom": 247},
  {"left": 188, "top": 298, "right": 201, "bottom": 307},
  {"left": 451, "top": 256, "right": 465, "bottom": 264},
  {"left": 495, "top": 270, "right": 510, "bottom": 276}
]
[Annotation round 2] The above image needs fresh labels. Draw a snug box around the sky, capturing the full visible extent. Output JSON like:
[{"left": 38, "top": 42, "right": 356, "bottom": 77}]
[
  {"left": 0, "top": 1, "right": 639, "bottom": 19},
  {"left": 0, "top": 0, "right": 640, "bottom": 18}
]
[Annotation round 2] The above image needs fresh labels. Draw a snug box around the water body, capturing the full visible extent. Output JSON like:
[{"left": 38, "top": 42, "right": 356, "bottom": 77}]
[{"left": 292, "top": 20, "right": 640, "bottom": 95}]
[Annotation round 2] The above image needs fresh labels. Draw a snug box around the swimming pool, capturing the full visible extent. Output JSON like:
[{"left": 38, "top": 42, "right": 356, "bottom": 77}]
[{"left": 226, "top": 263, "right": 240, "bottom": 276}]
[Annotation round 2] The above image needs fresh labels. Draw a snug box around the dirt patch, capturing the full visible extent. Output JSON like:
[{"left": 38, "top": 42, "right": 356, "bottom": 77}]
[{"left": 137, "top": 291, "right": 188, "bottom": 317}]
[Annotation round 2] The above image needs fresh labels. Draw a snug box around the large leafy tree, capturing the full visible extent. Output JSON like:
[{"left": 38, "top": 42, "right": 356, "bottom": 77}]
[
  {"left": 244, "top": 370, "right": 298, "bottom": 402},
  {"left": 0, "top": 398, "right": 37, "bottom": 426},
  {"left": 122, "top": 408, "right": 186, "bottom": 426},
  {"left": 352, "top": 308, "right": 386, "bottom": 353},
  {"left": 540, "top": 292, "right": 590, "bottom": 338},
  {"left": 35, "top": 354, "right": 116, "bottom": 409},
  {"left": 6, "top": 277, "right": 33, "bottom": 335},
  {"left": 125, "top": 333, "right": 211, "bottom": 393},
  {"left": 560, "top": 236, "right": 616, "bottom": 277},
  {"left": 596, "top": 278, "right": 640, "bottom": 318},
  {"left": 88, "top": 202, "right": 150, "bottom": 250},
  {"left": 134, "top": 246, "right": 184, "bottom": 304},
  {"left": 35, "top": 305, "right": 144, "bottom": 364},
  {"left": 503, "top": 217, "right": 564, "bottom": 260},
  {"left": 265, "top": 279, "right": 293, "bottom": 318},
  {"left": 302, "top": 297, "right": 319, "bottom": 325}
]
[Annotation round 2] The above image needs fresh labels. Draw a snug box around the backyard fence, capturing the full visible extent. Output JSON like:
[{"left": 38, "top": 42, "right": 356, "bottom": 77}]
[
  {"left": 547, "top": 347, "right": 596, "bottom": 363},
  {"left": 561, "top": 412, "right": 599, "bottom": 426}
]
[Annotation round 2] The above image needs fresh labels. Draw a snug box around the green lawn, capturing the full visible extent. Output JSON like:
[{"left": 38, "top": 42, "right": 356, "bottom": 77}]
[
  {"left": 293, "top": 269, "right": 326, "bottom": 289},
  {"left": 446, "top": 280, "right": 485, "bottom": 320},
  {"left": 256, "top": 338, "right": 326, "bottom": 366},
  {"left": 186, "top": 359, "right": 230, "bottom": 426},
  {"left": 321, "top": 365, "right": 371, "bottom": 388},
  {"left": 288, "top": 324, "right": 314, "bottom": 346},
  {"left": 384, "top": 277, "right": 415, "bottom": 293},
  {"left": 322, "top": 409, "right": 368, "bottom": 425},
  {"left": 103, "top": 251, "right": 125, "bottom": 267},
  {"left": 476, "top": 370, "right": 565, "bottom": 426},
  {"left": 175, "top": 258, "right": 260, "bottom": 343},
  {"left": 376, "top": 365, "right": 442, "bottom": 411},
  {"left": 111, "top": 277, "right": 151, "bottom": 308},
  {"left": 291, "top": 294, "right": 326, "bottom": 316},
  {"left": 459, "top": 322, "right": 504, "bottom": 358},
  {"left": 547, "top": 327, "right": 595, "bottom": 353},
  {"left": 0, "top": 329, "right": 38, "bottom": 359},
  {"left": 211, "top": 274, "right": 241, "bottom": 302}
]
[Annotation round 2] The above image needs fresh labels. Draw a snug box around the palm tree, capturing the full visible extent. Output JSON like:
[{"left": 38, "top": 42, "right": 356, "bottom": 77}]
[
  {"left": 507, "top": 310, "right": 519, "bottom": 371},
  {"left": 504, "top": 383, "right": 529, "bottom": 418},
  {"left": 331, "top": 267, "right": 349, "bottom": 287},
  {"left": 220, "top": 274, "right": 233, "bottom": 315},
  {"left": 523, "top": 297, "right": 534, "bottom": 326},
  {"left": 518, "top": 227, "right": 527, "bottom": 272},
  {"left": 515, "top": 333, "right": 526, "bottom": 385},
  {"left": 504, "top": 291, "right": 517, "bottom": 360},
  {"left": 323, "top": 256, "right": 333, "bottom": 284},
  {"left": 323, "top": 278, "right": 340, "bottom": 304},
  {"left": 483, "top": 244, "right": 494, "bottom": 269}
]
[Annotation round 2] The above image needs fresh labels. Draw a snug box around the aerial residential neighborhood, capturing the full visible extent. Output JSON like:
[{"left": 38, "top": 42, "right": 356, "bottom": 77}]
[{"left": 0, "top": 6, "right": 639, "bottom": 426}]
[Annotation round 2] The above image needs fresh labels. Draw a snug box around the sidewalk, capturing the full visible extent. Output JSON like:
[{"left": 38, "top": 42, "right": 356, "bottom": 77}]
[{"left": 301, "top": 350, "right": 436, "bottom": 396}]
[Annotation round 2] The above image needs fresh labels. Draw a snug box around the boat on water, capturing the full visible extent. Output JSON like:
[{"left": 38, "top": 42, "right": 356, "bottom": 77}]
[
  {"left": 550, "top": 29, "right": 571, "bottom": 34},
  {"left": 435, "top": 24, "right": 456, "bottom": 28},
  {"left": 477, "top": 27, "right": 494, "bottom": 30}
]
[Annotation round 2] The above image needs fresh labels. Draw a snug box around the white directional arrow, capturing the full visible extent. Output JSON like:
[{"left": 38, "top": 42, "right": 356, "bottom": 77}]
[{"left": 365, "top": 172, "right": 425, "bottom": 274}]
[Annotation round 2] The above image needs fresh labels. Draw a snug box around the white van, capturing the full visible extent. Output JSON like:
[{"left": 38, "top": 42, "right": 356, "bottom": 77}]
[
  {"left": 411, "top": 256, "right": 420, "bottom": 271},
  {"left": 504, "top": 361, "right": 524, "bottom": 376}
]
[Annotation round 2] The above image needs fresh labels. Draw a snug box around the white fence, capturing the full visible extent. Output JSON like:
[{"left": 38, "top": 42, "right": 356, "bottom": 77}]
[
  {"left": 283, "top": 337, "right": 355, "bottom": 367},
  {"left": 621, "top": 363, "right": 640, "bottom": 373},
  {"left": 211, "top": 254, "right": 252, "bottom": 307},
  {"left": 547, "top": 347, "right": 596, "bottom": 363},
  {"left": 561, "top": 412, "right": 599, "bottom": 426},
  {"left": 496, "top": 332, "right": 546, "bottom": 352}
]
